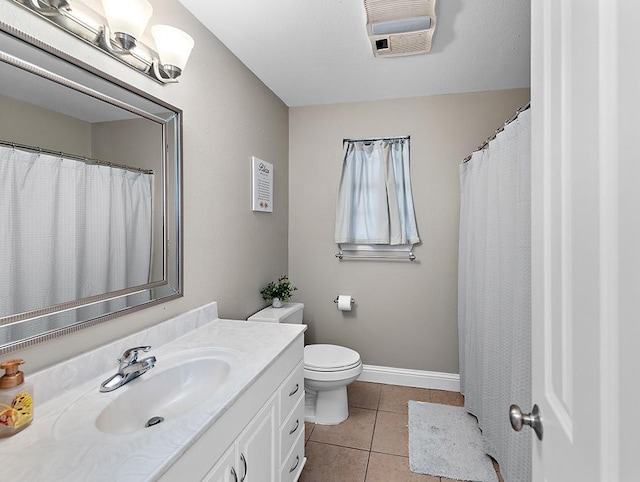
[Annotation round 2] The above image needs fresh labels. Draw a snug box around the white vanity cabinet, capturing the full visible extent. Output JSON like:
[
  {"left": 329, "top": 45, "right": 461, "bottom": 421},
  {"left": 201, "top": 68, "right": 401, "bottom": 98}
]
[
  {"left": 160, "top": 333, "right": 305, "bottom": 482},
  {"left": 277, "top": 362, "right": 306, "bottom": 481},
  {"left": 204, "top": 396, "right": 277, "bottom": 482},
  {"left": 236, "top": 397, "right": 278, "bottom": 481},
  {"left": 203, "top": 362, "right": 306, "bottom": 482},
  {"left": 203, "top": 446, "right": 236, "bottom": 482}
]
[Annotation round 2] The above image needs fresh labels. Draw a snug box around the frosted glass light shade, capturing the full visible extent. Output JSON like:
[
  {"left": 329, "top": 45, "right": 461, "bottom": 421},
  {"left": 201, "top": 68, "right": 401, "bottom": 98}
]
[
  {"left": 101, "top": 0, "right": 153, "bottom": 41},
  {"left": 151, "top": 25, "right": 195, "bottom": 71}
]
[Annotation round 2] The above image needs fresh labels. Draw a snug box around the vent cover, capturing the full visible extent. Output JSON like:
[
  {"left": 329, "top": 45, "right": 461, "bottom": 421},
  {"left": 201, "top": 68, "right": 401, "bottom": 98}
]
[{"left": 364, "top": 0, "right": 437, "bottom": 57}]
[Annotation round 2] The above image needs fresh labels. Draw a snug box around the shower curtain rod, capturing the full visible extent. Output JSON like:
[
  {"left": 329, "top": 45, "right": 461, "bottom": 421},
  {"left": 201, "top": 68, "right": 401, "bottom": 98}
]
[
  {"left": 462, "top": 101, "right": 531, "bottom": 164},
  {"left": 343, "top": 135, "right": 410, "bottom": 143},
  {"left": 0, "top": 139, "right": 154, "bottom": 174}
]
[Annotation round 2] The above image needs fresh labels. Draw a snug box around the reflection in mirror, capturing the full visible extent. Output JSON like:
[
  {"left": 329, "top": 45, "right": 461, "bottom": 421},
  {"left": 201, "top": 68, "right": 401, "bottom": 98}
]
[{"left": 0, "top": 25, "right": 183, "bottom": 354}]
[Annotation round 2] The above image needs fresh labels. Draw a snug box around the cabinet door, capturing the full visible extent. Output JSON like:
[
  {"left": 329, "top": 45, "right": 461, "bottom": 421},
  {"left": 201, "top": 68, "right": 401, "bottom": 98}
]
[
  {"left": 236, "top": 396, "right": 277, "bottom": 482},
  {"left": 203, "top": 445, "right": 237, "bottom": 482}
]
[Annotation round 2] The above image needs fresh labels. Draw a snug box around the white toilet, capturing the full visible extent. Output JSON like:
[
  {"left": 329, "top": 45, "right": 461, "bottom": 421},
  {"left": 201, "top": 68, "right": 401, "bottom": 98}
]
[{"left": 248, "top": 302, "right": 363, "bottom": 425}]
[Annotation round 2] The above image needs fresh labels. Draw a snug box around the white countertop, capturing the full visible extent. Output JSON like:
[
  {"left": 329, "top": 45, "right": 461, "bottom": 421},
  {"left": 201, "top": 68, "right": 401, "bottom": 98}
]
[{"left": 0, "top": 314, "right": 305, "bottom": 481}]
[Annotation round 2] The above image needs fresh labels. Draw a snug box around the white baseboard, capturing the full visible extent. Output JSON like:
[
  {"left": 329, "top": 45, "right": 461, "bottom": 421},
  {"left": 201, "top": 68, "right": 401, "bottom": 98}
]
[{"left": 357, "top": 364, "right": 460, "bottom": 392}]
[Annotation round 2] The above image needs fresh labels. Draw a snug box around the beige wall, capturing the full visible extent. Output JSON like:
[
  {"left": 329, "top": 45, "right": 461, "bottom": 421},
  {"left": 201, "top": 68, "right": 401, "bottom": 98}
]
[
  {"left": 91, "top": 118, "right": 162, "bottom": 170},
  {"left": 2, "top": 0, "right": 289, "bottom": 373},
  {"left": 289, "top": 89, "right": 530, "bottom": 373},
  {"left": 0, "top": 94, "right": 92, "bottom": 156}
]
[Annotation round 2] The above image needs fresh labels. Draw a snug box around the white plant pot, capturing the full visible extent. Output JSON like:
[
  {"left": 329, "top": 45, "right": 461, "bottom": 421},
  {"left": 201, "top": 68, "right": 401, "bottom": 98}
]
[{"left": 272, "top": 297, "right": 283, "bottom": 308}]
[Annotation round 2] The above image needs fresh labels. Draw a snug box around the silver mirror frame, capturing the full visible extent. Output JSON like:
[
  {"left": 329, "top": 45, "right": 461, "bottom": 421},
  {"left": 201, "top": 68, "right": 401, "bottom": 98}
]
[{"left": 0, "top": 21, "right": 184, "bottom": 355}]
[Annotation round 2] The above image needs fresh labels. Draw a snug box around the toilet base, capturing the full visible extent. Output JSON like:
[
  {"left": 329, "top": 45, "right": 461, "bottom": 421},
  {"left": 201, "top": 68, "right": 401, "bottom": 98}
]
[{"left": 304, "top": 385, "right": 349, "bottom": 425}]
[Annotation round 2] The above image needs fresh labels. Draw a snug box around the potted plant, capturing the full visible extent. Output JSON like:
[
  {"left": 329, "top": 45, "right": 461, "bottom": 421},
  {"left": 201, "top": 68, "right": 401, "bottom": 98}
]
[{"left": 260, "top": 275, "right": 298, "bottom": 308}]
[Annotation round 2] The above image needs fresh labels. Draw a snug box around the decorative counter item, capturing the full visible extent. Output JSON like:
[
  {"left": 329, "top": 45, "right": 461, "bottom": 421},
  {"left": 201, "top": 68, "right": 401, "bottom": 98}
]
[
  {"left": 260, "top": 276, "right": 298, "bottom": 308},
  {"left": 0, "top": 359, "right": 34, "bottom": 438}
]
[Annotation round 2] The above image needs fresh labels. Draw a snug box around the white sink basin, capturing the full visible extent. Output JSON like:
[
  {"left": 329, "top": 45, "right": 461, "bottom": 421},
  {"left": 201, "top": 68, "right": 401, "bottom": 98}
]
[{"left": 54, "top": 347, "right": 244, "bottom": 436}]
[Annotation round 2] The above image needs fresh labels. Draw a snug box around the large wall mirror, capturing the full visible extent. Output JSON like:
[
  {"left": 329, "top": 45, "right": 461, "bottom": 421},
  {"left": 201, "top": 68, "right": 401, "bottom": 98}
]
[{"left": 0, "top": 24, "right": 183, "bottom": 354}]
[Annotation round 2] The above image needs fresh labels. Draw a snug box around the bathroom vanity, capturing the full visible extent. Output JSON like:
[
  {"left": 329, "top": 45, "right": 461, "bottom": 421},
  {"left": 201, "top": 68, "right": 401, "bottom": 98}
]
[
  {"left": 161, "top": 333, "right": 306, "bottom": 481},
  {"left": 0, "top": 302, "right": 306, "bottom": 481}
]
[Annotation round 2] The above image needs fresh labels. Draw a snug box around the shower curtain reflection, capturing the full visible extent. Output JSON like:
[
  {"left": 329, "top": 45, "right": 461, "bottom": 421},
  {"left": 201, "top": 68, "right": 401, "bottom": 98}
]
[{"left": 0, "top": 145, "right": 153, "bottom": 318}]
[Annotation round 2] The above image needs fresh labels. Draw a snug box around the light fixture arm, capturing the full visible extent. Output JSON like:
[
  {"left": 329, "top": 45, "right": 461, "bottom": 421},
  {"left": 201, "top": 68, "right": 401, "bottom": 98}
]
[
  {"left": 98, "top": 27, "right": 177, "bottom": 84},
  {"left": 98, "top": 26, "right": 128, "bottom": 57},
  {"left": 151, "top": 58, "right": 179, "bottom": 84},
  {"left": 27, "top": 0, "right": 69, "bottom": 16}
]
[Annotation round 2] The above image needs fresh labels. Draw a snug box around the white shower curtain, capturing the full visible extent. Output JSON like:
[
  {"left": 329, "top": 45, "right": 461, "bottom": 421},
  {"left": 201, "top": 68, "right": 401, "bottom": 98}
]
[
  {"left": 0, "top": 146, "right": 153, "bottom": 318},
  {"left": 458, "top": 109, "right": 531, "bottom": 481}
]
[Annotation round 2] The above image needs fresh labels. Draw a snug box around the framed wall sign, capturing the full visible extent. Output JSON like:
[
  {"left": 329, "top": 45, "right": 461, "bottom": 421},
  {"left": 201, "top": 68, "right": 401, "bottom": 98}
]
[{"left": 252, "top": 156, "right": 273, "bottom": 212}]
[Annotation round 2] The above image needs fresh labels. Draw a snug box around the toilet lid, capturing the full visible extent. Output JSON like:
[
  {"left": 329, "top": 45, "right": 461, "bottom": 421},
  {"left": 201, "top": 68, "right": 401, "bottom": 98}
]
[{"left": 304, "top": 344, "right": 361, "bottom": 372}]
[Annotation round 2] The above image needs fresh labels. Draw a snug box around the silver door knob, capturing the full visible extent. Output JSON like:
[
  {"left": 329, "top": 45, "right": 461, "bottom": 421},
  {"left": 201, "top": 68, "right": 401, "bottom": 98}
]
[{"left": 509, "top": 404, "right": 543, "bottom": 441}]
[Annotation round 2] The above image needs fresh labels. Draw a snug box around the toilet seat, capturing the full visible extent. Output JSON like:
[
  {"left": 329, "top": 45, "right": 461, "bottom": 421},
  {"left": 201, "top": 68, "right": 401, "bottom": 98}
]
[{"left": 304, "top": 344, "right": 361, "bottom": 372}]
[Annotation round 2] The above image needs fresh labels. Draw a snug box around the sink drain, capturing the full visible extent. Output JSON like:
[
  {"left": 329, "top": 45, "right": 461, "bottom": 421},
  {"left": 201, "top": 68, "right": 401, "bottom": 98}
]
[{"left": 145, "top": 416, "right": 165, "bottom": 428}]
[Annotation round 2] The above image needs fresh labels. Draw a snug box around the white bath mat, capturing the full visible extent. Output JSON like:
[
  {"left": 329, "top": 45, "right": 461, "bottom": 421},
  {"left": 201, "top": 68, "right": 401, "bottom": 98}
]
[{"left": 408, "top": 401, "right": 498, "bottom": 482}]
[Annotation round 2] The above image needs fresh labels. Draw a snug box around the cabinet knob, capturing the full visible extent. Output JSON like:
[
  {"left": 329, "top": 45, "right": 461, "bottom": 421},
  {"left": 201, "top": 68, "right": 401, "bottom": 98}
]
[
  {"left": 230, "top": 466, "right": 238, "bottom": 482},
  {"left": 289, "top": 418, "right": 300, "bottom": 435}
]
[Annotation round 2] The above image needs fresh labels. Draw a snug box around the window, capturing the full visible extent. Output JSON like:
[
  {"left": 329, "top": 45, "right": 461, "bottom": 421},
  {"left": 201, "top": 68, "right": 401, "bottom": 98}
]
[{"left": 335, "top": 137, "right": 419, "bottom": 250}]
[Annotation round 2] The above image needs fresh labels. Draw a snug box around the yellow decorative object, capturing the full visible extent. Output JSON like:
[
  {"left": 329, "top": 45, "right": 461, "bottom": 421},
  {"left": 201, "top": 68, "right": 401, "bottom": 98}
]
[
  {"left": 0, "top": 405, "right": 15, "bottom": 428},
  {"left": 11, "top": 393, "right": 33, "bottom": 428},
  {"left": 0, "top": 359, "right": 34, "bottom": 437}
]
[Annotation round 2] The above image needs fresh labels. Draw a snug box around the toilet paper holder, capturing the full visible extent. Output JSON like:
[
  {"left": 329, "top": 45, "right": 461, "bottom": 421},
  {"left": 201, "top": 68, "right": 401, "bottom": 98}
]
[{"left": 334, "top": 296, "right": 355, "bottom": 304}]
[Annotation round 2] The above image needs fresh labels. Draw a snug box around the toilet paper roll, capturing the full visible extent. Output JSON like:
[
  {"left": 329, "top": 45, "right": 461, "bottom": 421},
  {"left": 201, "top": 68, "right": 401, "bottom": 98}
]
[{"left": 337, "top": 295, "right": 353, "bottom": 311}]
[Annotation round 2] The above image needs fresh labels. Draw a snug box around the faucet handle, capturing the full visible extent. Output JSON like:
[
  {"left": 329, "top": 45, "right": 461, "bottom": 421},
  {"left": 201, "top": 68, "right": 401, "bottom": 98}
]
[{"left": 120, "top": 346, "right": 151, "bottom": 365}]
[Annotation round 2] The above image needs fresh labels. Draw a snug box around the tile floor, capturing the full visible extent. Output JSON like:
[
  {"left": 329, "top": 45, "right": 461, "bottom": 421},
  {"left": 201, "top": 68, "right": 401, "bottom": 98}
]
[{"left": 298, "top": 381, "right": 504, "bottom": 482}]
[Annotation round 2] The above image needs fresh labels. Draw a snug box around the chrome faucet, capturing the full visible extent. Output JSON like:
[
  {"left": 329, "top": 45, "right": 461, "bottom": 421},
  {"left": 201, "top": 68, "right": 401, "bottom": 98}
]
[{"left": 100, "top": 346, "right": 156, "bottom": 392}]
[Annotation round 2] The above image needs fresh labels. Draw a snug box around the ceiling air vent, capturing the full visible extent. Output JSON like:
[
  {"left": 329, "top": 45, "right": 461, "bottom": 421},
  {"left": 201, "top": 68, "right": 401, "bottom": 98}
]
[{"left": 364, "top": 0, "right": 437, "bottom": 57}]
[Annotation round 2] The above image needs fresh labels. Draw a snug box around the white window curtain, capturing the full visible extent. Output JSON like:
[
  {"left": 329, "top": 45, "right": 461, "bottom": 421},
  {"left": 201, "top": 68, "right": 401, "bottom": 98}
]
[
  {"left": 0, "top": 146, "right": 153, "bottom": 318},
  {"left": 458, "top": 108, "right": 531, "bottom": 482},
  {"left": 335, "top": 138, "right": 419, "bottom": 245}
]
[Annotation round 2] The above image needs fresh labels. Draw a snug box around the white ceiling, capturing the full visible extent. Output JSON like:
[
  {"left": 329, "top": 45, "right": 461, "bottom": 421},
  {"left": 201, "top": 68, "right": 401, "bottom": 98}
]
[{"left": 177, "top": 0, "right": 531, "bottom": 107}]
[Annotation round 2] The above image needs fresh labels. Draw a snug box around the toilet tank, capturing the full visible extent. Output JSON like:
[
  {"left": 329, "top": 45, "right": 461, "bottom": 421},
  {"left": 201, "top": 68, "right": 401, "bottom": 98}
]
[{"left": 247, "top": 302, "right": 304, "bottom": 324}]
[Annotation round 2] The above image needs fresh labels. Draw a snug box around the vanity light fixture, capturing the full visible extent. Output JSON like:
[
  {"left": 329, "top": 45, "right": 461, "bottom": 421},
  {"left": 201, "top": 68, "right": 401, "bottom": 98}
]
[
  {"left": 14, "top": 0, "right": 195, "bottom": 84},
  {"left": 101, "top": 0, "right": 153, "bottom": 50},
  {"left": 151, "top": 24, "right": 195, "bottom": 80}
]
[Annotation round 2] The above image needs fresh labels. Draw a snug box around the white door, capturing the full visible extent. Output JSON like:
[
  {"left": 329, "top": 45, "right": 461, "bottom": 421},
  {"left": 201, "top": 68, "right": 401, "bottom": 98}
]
[{"left": 530, "top": 0, "right": 640, "bottom": 480}]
